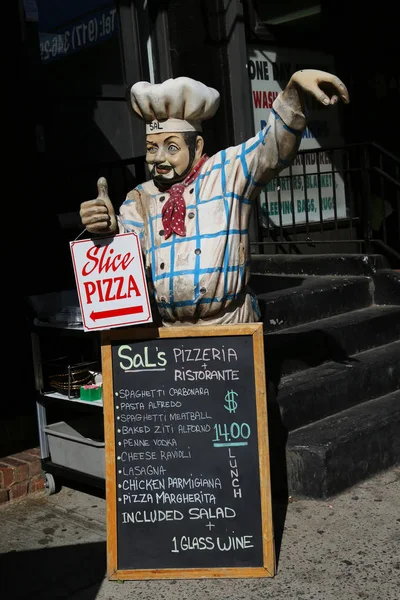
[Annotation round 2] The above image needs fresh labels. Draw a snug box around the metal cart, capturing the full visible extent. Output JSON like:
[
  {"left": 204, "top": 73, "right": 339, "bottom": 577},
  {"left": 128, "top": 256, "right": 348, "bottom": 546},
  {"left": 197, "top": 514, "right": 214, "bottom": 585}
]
[{"left": 28, "top": 291, "right": 106, "bottom": 495}]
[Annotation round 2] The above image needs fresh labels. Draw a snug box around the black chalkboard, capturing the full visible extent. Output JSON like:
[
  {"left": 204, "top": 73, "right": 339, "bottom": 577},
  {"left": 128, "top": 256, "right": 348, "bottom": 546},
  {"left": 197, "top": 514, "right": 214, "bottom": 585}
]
[{"left": 102, "top": 324, "right": 274, "bottom": 580}]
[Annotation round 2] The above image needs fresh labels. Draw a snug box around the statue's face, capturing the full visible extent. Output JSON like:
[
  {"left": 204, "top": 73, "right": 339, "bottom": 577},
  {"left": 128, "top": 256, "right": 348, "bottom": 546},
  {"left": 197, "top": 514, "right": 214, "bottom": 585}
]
[{"left": 145, "top": 132, "right": 202, "bottom": 186}]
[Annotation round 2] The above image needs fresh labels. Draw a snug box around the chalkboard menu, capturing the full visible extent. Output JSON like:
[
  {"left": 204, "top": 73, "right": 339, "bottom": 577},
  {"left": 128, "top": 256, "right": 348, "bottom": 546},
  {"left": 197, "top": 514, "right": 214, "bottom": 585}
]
[{"left": 101, "top": 324, "right": 274, "bottom": 580}]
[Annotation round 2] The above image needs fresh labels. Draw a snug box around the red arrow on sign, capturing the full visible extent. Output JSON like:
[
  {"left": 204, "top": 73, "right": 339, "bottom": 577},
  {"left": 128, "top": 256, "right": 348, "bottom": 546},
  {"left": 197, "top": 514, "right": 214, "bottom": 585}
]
[{"left": 90, "top": 306, "right": 144, "bottom": 321}]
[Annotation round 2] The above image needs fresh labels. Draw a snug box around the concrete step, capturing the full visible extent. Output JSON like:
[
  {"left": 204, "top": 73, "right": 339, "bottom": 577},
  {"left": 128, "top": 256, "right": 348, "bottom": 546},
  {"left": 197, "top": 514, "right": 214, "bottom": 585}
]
[
  {"left": 251, "top": 253, "right": 389, "bottom": 276},
  {"left": 284, "top": 389, "right": 400, "bottom": 499},
  {"left": 275, "top": 339, "right": 400, "bottom": 431},
  {"left": 256, "top": 275, "right": 373, "bottom": 332},
  {"left": 263, "top": 304, "right": 400, "bottom": 377},
  {"left": 373, "top": 269, "right": 400, "bottom": 304},
  {"left": 250, "top": 273, "right": 309, "bottom": 295}
]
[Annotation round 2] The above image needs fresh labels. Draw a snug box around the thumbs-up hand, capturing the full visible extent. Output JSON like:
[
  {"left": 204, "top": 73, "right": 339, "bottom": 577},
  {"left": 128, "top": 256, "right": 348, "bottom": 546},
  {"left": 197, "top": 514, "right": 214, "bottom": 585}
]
[{"left": 79, "top": 177, "right": 118, "bottom": 235}]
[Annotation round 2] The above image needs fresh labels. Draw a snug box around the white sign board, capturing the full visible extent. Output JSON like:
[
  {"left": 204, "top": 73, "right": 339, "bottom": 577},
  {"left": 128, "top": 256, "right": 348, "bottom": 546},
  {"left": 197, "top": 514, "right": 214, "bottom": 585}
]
[
  {"left": 70, "top": 233, "right": 152, "bottom": 332},
  {"left": 247, "top": 46, "right": 347, "bottom": 227}
]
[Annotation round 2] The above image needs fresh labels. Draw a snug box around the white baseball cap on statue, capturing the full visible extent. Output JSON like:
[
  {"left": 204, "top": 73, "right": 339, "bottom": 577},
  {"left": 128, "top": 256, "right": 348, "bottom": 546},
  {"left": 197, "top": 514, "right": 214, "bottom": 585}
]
[{"left": 130, "top": 77, "right": 220, "bottom": 134}]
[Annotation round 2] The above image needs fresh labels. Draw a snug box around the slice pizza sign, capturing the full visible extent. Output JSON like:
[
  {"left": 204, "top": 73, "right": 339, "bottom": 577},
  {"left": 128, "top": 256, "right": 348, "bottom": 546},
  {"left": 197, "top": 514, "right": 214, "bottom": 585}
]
[{"left": 70, "top": 233, "right": 152, "bottom": 331}]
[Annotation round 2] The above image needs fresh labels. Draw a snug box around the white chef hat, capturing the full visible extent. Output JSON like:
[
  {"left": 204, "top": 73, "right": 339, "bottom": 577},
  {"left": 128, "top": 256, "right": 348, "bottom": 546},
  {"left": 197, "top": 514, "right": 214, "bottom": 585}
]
[{"left": 130, "top": 77, "right": 220, "bottom": 134}]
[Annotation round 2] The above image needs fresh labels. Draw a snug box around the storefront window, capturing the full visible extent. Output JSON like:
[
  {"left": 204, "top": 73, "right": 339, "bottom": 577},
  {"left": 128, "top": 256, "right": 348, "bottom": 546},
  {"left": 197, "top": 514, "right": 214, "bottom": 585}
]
[
  {"left": 249, "top": 1, "right": 323, "bottom": 49},
  {"left": 36, "top": 0, "right": 123, "bottom": 95},
  {"left": 21, "top": 1, "right": 148, "bottom": 292}
]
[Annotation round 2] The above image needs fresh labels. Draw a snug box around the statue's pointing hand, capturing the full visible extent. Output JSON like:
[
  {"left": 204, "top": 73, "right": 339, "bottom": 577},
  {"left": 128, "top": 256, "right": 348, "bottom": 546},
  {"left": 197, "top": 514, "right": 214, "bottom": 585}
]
[
  {"left": 79, "top": 177, "right": 117, "bottom": 235},
  {"left": 282, "top": 69, "right": 350, "bottom": 112}
]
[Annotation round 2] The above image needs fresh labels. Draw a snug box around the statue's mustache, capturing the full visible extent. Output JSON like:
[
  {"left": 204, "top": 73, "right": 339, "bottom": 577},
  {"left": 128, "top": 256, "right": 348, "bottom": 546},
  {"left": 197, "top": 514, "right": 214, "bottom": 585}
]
[{"left": 150, "top": 163, "right": 176, "bottom": 178}]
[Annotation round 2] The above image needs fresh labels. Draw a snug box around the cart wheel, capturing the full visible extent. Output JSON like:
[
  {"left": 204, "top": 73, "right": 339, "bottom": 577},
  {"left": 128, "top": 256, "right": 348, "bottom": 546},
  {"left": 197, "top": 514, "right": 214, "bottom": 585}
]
[{"left": 44, "top": 473, "right": 57, "bottom": 495}]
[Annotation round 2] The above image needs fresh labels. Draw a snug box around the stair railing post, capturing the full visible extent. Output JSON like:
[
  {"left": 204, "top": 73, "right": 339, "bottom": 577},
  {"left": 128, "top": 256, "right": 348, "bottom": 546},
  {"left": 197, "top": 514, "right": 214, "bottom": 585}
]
[{"left": 362, "top": 145, "right": 374, "bottom": 254}]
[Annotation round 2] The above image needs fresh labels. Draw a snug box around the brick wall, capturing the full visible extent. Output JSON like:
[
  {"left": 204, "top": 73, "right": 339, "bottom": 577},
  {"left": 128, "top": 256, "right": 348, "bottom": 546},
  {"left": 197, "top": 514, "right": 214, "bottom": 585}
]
[{"left": 0, "top": 448, "right": 44, "bottom": 503}]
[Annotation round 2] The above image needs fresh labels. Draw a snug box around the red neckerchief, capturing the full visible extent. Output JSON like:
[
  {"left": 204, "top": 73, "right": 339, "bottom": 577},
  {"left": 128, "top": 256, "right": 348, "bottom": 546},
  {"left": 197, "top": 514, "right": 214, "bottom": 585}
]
[{"left": 161, "top": 154, "right": 208, "bottom": 239}]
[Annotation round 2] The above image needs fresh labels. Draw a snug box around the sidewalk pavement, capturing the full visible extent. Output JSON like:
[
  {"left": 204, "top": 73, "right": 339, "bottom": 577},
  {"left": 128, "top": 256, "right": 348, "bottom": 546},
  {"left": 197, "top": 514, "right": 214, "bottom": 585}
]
[{"left": 0, "top": 466, "right": 399, "bottom": 600}]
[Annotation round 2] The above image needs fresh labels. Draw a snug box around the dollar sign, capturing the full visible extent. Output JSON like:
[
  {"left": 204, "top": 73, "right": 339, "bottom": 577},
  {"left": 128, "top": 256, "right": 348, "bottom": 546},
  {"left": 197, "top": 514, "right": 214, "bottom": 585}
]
[{"left": 224, "top": 390, "right": 238, "bottom": 413}]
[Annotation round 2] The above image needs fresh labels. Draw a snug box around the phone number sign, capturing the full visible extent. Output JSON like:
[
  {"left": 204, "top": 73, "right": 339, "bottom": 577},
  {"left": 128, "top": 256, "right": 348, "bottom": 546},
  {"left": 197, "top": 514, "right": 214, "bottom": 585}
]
[
  {"left": 39, "top": 5, "right": 117, "bottom": 63},
  {"left": 70, "top": 233, "right": 152, "bottom": 332}
]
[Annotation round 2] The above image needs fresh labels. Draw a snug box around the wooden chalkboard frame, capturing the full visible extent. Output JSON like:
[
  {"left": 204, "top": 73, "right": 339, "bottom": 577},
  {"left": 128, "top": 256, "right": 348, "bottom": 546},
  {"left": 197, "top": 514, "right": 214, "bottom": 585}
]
[{"left": 101, "top": 323, "right": 275, "bottom": 580}]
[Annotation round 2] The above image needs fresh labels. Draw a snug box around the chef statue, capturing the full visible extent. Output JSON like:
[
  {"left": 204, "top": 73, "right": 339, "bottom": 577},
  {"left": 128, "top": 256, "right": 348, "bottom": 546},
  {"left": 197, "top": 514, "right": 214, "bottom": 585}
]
[{"left": 80, "top": 71, "right": 349, "bottom": 327}]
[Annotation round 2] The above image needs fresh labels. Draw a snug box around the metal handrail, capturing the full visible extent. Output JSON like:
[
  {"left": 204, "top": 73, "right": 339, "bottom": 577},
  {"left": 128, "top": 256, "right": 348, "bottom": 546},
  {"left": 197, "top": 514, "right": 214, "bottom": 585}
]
[
  {"left": 252, "top": 140, "right": 400, "bottom": 266},
  {"left": 372, "top": 167, "right": 400, "bottom": 189},
  {"left": 372, "top": 239, "right": 400, "bottom": 261},
  {"left": 369, "top": 142, "right": 400, "bottom": 164},
  {"left": 296, "top": 141, "right": 400, "bottom": 164}
]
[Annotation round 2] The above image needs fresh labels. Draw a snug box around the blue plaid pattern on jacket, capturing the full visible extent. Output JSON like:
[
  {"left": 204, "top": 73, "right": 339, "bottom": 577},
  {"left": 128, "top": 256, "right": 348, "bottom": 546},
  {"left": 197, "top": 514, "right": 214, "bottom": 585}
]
[{"left": 117, "top": 94, "right": 304, "bottom": 325}]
